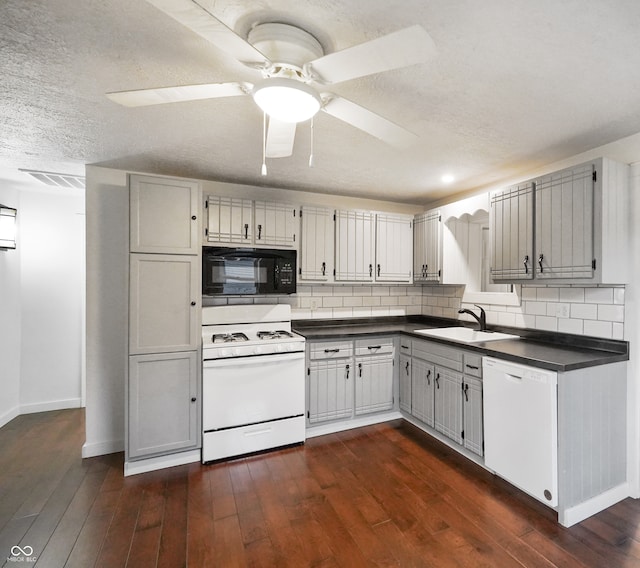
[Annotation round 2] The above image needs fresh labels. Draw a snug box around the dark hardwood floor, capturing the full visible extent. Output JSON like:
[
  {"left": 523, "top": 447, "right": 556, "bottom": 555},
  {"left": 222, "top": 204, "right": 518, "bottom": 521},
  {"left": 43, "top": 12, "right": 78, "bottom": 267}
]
[{"left": 2, "top": 409, "right": 640, "bottom": 567}]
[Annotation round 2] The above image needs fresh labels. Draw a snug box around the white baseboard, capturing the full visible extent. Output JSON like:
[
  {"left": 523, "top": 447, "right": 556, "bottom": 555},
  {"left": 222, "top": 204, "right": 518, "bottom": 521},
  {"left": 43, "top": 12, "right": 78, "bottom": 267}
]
[
  {"left": 124, "top": 449, "right": 201, "bottom": 476},
  {"left": 559, "top": 483, "right": 630, "bottom": 527},
  {"left": 305, "top": 411, "right": 403, "bottom": 438},
  {"left": 82, "top": 439, "right": 124, "bottom": 458},
  {"left": 20, "top": 398, "right": 82, "bottom": 415},
  {"left": 0, "top": 406, "right": 20, "bottom": 429}
]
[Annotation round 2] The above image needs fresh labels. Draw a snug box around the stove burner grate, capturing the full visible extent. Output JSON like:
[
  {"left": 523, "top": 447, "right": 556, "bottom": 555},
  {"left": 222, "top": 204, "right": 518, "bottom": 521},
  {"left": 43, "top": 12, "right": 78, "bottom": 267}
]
[
  {"left": 212, "top": 332, "right": 249, "bottom": 343},
  {"left": 257, "top": 330, "right": 295, "bottom": 340}
]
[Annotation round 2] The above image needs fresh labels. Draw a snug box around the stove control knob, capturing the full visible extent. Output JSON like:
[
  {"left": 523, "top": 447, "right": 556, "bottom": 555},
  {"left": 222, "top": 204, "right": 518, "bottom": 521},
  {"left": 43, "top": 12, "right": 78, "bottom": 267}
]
[
  {"left": 220, "top": 348, "right": 229, "bottom": 358},
  {"left": 255, "top": 346, "right": 262, "bottom": 355},
  {"left": 276, "top": 344, "right": 284, "bottom": 352},
  {"left": 231, "top": 348, "right": 239, "bottom": 357}
]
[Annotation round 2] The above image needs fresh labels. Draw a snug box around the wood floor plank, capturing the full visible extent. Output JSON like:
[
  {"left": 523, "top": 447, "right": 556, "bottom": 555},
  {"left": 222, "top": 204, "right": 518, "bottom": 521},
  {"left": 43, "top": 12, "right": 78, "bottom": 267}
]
[{"left": 4, "top": 410, "right": 640, "bottom": 567}]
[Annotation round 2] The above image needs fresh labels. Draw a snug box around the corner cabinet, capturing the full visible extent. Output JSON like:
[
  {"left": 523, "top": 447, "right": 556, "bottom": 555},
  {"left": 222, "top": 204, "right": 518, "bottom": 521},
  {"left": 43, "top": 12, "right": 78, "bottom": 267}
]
[
  {"left": 414, "top": 210, "right": 442, "bottom": 283},
  {"left": 491, "top": 158, "right": 629, "bottom": 284},
  {"left": 127, "top": 174, "right": 201, "bottom": 465}
]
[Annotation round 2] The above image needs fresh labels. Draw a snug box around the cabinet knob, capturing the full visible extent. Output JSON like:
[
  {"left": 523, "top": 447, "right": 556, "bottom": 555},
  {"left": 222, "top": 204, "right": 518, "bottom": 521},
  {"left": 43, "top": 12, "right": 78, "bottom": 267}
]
[
  {"left": 191, "top": 397, "right": 197, "bottom": 402},
  {"left": 191, "top": 215, "right": 197, "bottom": 220},
  {"left": 190, "top": 301, "right": 196, "bottom": 306}
]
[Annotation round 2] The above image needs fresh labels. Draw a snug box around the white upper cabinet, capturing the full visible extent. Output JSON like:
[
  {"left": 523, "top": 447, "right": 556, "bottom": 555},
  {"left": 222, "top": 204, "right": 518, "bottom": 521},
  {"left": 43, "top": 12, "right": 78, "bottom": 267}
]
[
  {"left": 129, "top": 253, "right": 200, "bottom": 355},
  {"left": 299, "top": 206, "right": 334, "bottom": 282},
  {"left": 205, "top": 197, "right": 297, "bottom": 247},
  {"left": 414, "top": 210, "right": 442, "bottom": 283},
  {"left": 491, "top": 158, "right": 629, "bottom": 284},
  {"left": 253, "top": 200, "right": 297, "bottom": 247},
  {"left": 375, "top": 213, "right": 413, "bottom": 282},
  {"left": 490, "top": 181, "right": 534, "bottom": 281},
  {"left": 130, "top": 175, "right": 200, "bottom": 255},
  {"left": 206, "top": 196, "right": 253, "bottom": 244},
  {"left": 335, "top": 210, "right": 375, "bottom": 281}
]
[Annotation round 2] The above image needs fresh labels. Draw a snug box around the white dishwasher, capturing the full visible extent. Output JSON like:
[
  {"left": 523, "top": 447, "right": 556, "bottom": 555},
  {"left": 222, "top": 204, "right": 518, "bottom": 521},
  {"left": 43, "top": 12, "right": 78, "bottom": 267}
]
[{"left": 483, "top": 357, "right": 558, "bottom": 507}]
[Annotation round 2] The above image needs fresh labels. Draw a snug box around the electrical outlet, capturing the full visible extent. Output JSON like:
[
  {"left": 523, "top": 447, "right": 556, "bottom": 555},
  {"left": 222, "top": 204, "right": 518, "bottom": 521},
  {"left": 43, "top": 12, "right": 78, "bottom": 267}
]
[
  {"left": 556, "top": 303, "right": 570, "bottom": 318},
  {"left": 310, "top": 299, "right": 319, "bottom": 311}
]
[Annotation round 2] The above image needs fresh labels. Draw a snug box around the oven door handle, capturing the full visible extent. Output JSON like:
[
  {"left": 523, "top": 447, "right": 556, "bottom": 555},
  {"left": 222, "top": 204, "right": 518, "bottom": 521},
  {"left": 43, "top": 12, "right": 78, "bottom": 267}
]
[{"left": 203, "top": 351, "right": 305, "bottom": 368}]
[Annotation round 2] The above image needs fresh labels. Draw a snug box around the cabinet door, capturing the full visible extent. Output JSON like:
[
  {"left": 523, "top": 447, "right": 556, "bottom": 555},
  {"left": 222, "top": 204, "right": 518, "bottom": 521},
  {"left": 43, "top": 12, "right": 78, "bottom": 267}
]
[
  {"left": 300, "top": 206, "right": 334, "bottom": 281},
  {"left": 535, "top": 163, "right": 594, "bottom": 279},
  {"left": 308, "top": 359, "right": 353, "bottom": 423},
  {"left": 335, "top": 210, "right": 375, "bottom": 281},
  {"left": 412, "top": 357, "right": 435, "bottom": 427},
  {"left": 355, "top": 354, "right": 394, "bottom": 415},
  {"left": 130, "top": 175, "right": 200, "bottom": 254},
  {"left": 490, "top": 181, "right": 534, "bottom": 281},
  {"left": 206, "top": 196, "right": 253, "bottom": 244},
  {"left": 399, "top": 354, "right": 412, "bottom": 413},
  {"left": 434, "top": 366, "right": 463, "bottom": 444},
  {"left": 254, "top": 200, "right": 297, "bottom": 247},
  {"left": 129, "top": 254, "right": 200, "bottom": 354},
  {"left": 463, "top": 377, "right": 483, "bottom": 456},
  {"left": 375, "top": 213, "right": 413, "bottom": 282},
  {"left": 128, "top": 351, "right": 199, "bottom": 459},
  {"left": 414, "top": 210, "right": 441, "bottom": 282}
]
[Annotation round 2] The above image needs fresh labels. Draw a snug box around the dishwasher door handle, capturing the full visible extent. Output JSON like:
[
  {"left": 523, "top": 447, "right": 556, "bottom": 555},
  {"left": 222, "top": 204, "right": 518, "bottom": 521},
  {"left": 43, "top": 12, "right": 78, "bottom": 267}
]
[{"left": 506, "top": 373, "right": 523, "bottom": 382}]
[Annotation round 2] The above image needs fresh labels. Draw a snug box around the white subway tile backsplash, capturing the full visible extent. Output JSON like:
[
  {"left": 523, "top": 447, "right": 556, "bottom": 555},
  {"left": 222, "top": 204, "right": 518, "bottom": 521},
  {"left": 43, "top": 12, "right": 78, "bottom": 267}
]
[
  {"left": 598, "top": 304, "right": 624, "bottom": 322},
  {"left": 559, "top": 287, "right": 585, "bottom": 303},
  {"left": 614, "top": 288, "right": 625, "bottom": 305},
  {"left": 521, "top": 287, "right": 538, "bottom": 301},
  {"left": 536, "top": 287, "right": 560, "bottom": 302},
  {"left": 525, "top": 301, "right": 547, "bottom": 316},
  {"left": 585, "top": 287, "right": 614, "bottom": 304},
  {"left": 570, "top": 303, "right": 598, "bottom": 320},
  {"left": 558, "top": 318, "right": 584, "bottom": 335},
  {"left": 584, "top": 320, "right": 612, "bottom": 338},
  {"left": 322, "top": 296, "right": 344, "bottom": 308},
  {"left": 343, "top": 296, "right": 364, "bottom": 307},
  {"left": 536, "top": 315, "right": 558, "bottom": 331}
]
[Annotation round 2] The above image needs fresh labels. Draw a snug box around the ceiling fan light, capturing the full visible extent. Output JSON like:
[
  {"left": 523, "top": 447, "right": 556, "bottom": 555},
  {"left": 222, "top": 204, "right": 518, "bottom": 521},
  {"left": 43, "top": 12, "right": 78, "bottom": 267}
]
[{"left": 252, "top": 79, "right": 321, "bottom": 123}]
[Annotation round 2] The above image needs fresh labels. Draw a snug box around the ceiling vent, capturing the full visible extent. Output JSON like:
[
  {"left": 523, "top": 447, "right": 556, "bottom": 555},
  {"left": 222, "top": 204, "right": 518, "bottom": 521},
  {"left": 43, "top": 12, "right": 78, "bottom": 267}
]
[{"left": 19, "top": 169, "right": 85, "bottom": 189}]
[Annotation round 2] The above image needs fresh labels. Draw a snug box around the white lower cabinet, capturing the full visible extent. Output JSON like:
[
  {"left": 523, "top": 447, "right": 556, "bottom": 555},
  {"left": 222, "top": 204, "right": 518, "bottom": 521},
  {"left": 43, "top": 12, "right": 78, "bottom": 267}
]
[
  {"left": 404, "top": 338, "right": 483, "bottom": 457},
  {"left": 399, "top": 353, "right": 412, "bottom": 413},
  {"left": 306, "top": 336, "right": 395, "bottom": 426},
  {"left": 128, "top": 351, "right": 199, "bottom": 460}
]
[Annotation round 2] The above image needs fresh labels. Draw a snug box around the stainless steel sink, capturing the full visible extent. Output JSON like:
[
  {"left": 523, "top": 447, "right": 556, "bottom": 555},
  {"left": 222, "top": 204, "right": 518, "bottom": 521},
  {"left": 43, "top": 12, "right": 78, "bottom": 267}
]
[{"left": 413, "top": 327, "right": 519, "bottom": 344}]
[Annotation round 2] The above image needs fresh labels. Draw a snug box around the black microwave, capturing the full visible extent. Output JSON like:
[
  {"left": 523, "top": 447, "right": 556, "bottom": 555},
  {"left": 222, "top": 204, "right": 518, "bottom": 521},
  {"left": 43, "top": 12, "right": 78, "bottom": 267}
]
[{"left": 202, "top": 247, "right": 297, "bottom": 296}]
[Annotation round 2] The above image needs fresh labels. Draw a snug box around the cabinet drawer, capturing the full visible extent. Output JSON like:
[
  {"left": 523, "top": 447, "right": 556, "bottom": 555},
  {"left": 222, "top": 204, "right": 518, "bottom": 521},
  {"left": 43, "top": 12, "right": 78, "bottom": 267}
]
[
  {"left": 463, "top": 353, "right": 482, "bottom": 378},
  {"left": 355, "top": 337, "right": 395, "bottom": 356},
  {"left": 399, "top": 339, "right": 412, "bottom": 356},
  {"left": 309, "top": 341, "right": 353, "bottom": 360},
  {"left": 412, "top": 339, "right": 463, "bottom": 372}
]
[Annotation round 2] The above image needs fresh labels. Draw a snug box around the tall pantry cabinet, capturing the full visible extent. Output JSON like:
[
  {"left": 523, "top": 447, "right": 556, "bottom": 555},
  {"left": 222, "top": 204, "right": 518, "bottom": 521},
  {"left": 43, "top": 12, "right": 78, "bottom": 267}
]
[{"left": 127, "top": 175, "right": 201, "bottom": 463}]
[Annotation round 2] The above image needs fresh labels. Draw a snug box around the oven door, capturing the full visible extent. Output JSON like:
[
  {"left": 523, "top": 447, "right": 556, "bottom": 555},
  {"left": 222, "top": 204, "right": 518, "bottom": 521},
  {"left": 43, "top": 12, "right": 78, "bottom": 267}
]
[{"left": 202, "top": 351, "right": 305, "bottom": 432}]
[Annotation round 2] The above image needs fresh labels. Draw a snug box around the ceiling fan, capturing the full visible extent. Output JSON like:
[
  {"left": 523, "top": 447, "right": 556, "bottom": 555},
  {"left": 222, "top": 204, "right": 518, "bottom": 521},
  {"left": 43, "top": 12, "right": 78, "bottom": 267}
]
[{"left": 106, "top": 0, "right": 436, "bottom": 168}]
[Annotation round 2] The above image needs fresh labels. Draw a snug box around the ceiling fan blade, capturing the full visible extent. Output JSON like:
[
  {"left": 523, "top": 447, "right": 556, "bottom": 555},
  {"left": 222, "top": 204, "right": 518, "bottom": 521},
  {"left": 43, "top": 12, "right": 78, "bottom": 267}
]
[
  {"left": 322, "top": 96, "right": 418, "bottom": 148},
  {"left": 266, "top": 119, "right": 296, "bottom": 158},
  {"left": 307, "top": 25, "right": 435, "bottom": 85},
  {"left": 145, "top": 0, "right": 270, "bottom": 67},
  {"left": 106, "top": 82, "right": 251, "bottom": 107}
]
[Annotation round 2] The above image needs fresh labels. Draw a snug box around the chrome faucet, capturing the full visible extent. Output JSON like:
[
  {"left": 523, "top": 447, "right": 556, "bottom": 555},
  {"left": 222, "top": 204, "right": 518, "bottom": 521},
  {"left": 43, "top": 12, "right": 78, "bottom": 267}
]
[{"left": 458, "top": 304, "right": 487, "bottom": 331}]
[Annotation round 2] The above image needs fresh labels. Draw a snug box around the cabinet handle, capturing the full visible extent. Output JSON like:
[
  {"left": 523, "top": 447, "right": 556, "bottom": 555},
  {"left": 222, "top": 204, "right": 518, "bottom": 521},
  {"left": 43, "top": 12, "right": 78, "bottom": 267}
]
[
  {"left": 345, "top": 364, "right": 350, "bottom": 379},
  {"left": 244, "top": 223, "right": 249, "bottom": 239},
  {"left": 324, "top": 348, "right": 340, "bottom": 353},
  {"left": 538, "top": 253, "right": 544, "bottom": 273},
  {"left": 191, "top": 397, "right": 197, "bottom": 402},
  {"left": 426, "top": 369, "right": 431, "bottom": 385},
  {"left": 369, "top": 264, "right": 373, "bottom": 277},
  {"left": 257, "top": 224, "right": 262, "bottom": 240},
  {"left": 367, "top": 345, "right": 382, "bottom": 350},
  {"left": 190, "top": 301, "right": 196, "bottom": 306},
  {"left": 321, "top": 261, "right": 326, "bottom": 276},
  {"left": 523, "top": 255, "right": 529, "bottom": 274},
  {"left": 405, "top": 361, "right": 410, "bottom": 375},
  {"left": 435, "top": 373, "right": 440, "bottom": 389},
  {"left": 424, "top": 264, "right": 428, "bottom": 277},
  {"left": 191, "top": 215, "right": 197, "bottom": 220},
  {"left": 401, "top": 344, "right": 409, "bottom": 349},
  {"left": 463, "top": 383, "right": 469, "bottom": 402},
  {"left": 377, "top": 264, "right": 381, "bottom": 277},
  {"left": 465, "top": 364, "right": 479, "bottom": 370},
  {"left": 358, "top": 362, "right": 362, "bottom": 377}
]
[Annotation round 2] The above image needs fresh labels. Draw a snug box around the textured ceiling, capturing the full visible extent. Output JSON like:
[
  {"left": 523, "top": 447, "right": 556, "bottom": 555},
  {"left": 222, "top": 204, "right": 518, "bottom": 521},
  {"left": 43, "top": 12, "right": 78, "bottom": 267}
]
[{"left": 2, "top": 0, "right": 640, "bottom": 204}]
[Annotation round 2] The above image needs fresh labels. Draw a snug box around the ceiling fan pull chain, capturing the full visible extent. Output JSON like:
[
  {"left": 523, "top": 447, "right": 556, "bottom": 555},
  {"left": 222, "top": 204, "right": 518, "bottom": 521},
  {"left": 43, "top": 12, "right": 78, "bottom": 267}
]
[
  {"left": 261, "top": 112, "right": 268, "bottom": 176},
  {"left": 309, "top": 117, "right": 315, "bottom": 167}
]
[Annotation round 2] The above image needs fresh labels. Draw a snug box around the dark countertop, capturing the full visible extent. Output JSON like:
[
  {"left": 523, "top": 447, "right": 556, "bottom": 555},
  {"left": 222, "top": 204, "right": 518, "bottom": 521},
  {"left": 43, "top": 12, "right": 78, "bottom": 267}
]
[{"left": 292, "top": 316, "right": 629, "bottom": 372}]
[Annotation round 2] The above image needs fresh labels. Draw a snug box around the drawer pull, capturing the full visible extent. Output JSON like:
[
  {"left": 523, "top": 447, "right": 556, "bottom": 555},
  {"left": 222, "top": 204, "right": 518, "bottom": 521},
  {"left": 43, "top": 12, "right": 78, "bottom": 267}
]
[
  {"left": 401, "top": 344, "right": 409, "bottom": 349},
  {"left": 367, "top": 345, "right": 382, "bottom": 350},
  {"left": 345, "top": 364, "right": 350, "bottom": 379},
  {"left": 358, "top": 362, "right": 362, "bottom": 377},
  {"left": 324, "top": 348, "right": 340, "bottom": 353},
  {"left": 465, "top": 364, "right": 479, "bottom": 370}
]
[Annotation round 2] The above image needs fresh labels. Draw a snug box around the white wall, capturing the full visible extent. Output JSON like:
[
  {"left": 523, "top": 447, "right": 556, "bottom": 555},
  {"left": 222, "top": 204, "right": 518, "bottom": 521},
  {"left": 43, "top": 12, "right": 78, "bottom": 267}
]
[
  {"left": 0, "top": 181, "right": 85, "bottom": 428},
  {"left": 0, "top": 186, "right": 21, "bottom": 426}
]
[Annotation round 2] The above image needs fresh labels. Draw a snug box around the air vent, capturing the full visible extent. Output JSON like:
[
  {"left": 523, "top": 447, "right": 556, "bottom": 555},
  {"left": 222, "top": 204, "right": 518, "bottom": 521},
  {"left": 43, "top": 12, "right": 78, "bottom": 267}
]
[{"left": 19, "top": 169, "right": 85, "bottom": 189}]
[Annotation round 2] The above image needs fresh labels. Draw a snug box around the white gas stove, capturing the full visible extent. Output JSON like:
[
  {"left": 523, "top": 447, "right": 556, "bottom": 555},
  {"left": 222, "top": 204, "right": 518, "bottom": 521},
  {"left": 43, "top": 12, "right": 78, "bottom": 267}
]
[{"left": 201, "top": 304, "right": 306, "bottom": 463}]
